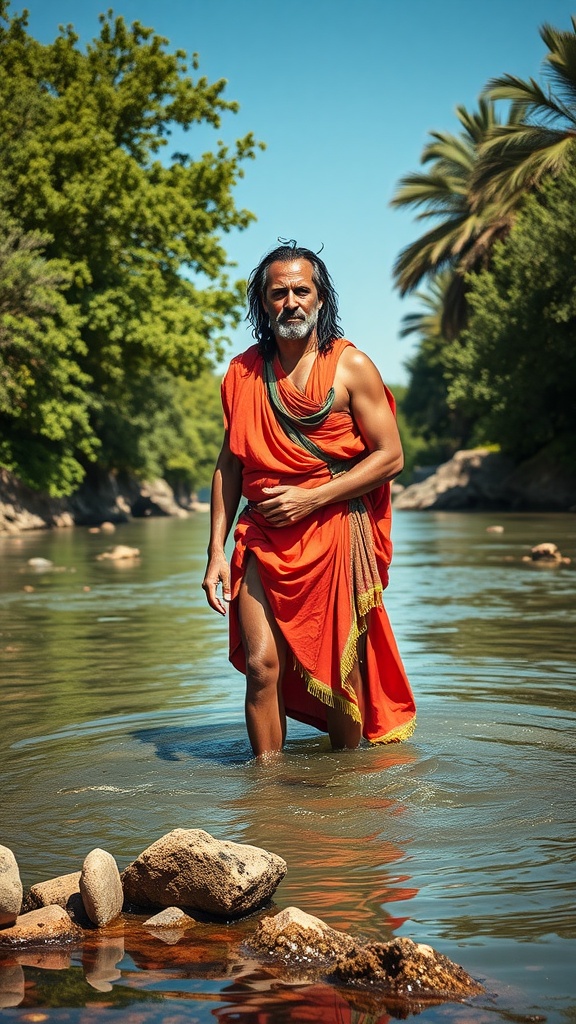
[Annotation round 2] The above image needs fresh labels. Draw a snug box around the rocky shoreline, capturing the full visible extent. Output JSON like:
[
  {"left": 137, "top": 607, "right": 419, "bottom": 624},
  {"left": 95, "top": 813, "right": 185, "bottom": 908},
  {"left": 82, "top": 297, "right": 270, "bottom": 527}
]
[
  {"left": 393, "top": 447, "right": 576, "bottom": 512},
  {"left": 0, "top": 831, "right": 484, "bottom": 1012},
  {"left": 0, "top": 468, "right": 208, "bottom": 534},
  {"left": 2, "top": 446, "right": 576, "bottom": 535}
]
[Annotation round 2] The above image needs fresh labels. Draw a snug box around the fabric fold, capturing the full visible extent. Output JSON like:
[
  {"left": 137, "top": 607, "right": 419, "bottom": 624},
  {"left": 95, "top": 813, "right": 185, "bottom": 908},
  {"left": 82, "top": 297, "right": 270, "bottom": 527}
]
[{"left": 223, "top": 338, "right": 416, "bottom": 743}]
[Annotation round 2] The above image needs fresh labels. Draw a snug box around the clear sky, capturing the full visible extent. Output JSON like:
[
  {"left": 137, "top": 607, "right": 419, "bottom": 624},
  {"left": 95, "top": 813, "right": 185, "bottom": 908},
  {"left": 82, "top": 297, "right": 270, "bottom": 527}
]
[{"left": 14, "top": 0, "right": 575, "bottom": 383}]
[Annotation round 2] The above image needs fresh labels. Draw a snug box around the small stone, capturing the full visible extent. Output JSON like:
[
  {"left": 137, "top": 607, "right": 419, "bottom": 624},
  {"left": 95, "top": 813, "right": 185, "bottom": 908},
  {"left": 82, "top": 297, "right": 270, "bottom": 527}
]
[
  {"left": 100, "top": 522, "right": 116, "bottom": 533},
  {"left": 0, "top": 906, "right": 83, "bottom": 947},
  {"left": 0, "top": 845, "right": 23, "bottom": 925},
  {"left": 27, "top": 557, "right": 53, "bottom": 569},
  {"left": 334, "top": 936, "right": 484, "bottom": 997},
  {"left": 144, "top": 907, "right": 196, "bottom": 928},
  {"left": 80, "top": 849, "right": 123, "bottom": 927},
  {"left": 486, "top": 525, "right": 504, "bottom": 533},
  {"left": 96, "top": 545, "right": 140, "bottom": 561},
  {"left": 530, "top": 542, "right": 562, "bottom": 562}
]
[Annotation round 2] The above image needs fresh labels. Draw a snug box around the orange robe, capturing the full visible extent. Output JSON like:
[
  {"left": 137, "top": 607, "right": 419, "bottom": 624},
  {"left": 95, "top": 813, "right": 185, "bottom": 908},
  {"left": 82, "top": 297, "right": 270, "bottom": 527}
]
[{"left": 222, "top": 338, "right": 416, "bottom": 743}]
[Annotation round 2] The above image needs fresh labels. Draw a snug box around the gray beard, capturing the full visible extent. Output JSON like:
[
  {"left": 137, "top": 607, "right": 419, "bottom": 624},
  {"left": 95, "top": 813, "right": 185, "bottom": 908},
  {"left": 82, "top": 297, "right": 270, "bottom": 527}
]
[{"left": 273, "top": 306, "right": 320, "bottom": 340}]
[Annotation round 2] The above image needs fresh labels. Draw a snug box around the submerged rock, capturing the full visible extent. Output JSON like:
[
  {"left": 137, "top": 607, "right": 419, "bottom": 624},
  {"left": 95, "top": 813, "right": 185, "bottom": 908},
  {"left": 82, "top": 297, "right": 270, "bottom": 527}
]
[
  {"left": 250, "top": 908, "right": 484, "bottom": 1001},
  {"left": 334, "top": 936, "right": 484, "bottom": 998},
  {"left": 121, "top": 828, "right": 287, "bottom": 918},
  {"left": 0, "top": 846, "right": 23, "bottom": 926},
  {"left": 96, "top": 544, "right": 140, "bottom": 561},
  {"left": 144, "top": 907, "right": 196, "bottom": 929},
  {"left": 523, "top": 542, "right": 570, "bottom": 565}
]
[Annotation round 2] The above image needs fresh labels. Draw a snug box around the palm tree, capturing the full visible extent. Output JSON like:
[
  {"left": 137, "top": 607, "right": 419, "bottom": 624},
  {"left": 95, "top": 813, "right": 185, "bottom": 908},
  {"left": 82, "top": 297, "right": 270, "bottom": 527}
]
[
  {"left": 473, "top": 17, "right": 576, "bottom": 204},
  {"left": 390, "top": 101, "right": 513, "bottom": 336}
]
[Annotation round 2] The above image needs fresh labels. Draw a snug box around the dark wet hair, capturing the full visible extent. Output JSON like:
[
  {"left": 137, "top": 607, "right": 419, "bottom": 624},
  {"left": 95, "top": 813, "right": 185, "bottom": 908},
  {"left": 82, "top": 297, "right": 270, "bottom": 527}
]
[{"left": 246, "top": 242, "right": 343, "bottom": 359}]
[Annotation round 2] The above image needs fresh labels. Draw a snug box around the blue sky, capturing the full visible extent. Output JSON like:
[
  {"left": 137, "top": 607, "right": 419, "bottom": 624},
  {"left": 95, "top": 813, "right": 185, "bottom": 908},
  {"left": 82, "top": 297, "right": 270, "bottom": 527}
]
[{"left": 16, "top": 0, "right": 575, "bottom": 383}]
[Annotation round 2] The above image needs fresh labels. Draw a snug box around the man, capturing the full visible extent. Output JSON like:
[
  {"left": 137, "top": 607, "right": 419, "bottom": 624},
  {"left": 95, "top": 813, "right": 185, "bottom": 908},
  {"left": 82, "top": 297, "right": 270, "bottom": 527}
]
[{"left": 203, "top": 243, "right": 416, "bottom": 757}]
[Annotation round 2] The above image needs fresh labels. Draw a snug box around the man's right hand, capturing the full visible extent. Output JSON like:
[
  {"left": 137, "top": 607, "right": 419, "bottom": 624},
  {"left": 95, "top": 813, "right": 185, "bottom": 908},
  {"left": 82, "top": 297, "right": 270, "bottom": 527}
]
[{"left": 202, "top": 552, "right": 232, "bottom": 616}]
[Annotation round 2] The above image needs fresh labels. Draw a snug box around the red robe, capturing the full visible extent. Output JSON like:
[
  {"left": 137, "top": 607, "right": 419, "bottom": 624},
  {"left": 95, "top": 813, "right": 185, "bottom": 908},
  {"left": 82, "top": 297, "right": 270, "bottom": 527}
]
[{"left": 222, "top": 338, "right": 416, "bottom": 743}]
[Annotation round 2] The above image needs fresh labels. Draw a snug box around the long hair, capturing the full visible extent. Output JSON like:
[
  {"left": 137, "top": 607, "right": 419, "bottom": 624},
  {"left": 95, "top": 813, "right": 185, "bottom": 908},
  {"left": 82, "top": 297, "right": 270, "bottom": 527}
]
[{"left": 246, "top": 243, "right": 343, "bottom": 359}]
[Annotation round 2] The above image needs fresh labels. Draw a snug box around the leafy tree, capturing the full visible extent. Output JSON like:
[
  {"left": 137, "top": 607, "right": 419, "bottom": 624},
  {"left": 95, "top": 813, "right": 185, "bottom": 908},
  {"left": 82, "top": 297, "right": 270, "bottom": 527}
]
[
  {"left": 474, "top": 17, "right": 576, "bottom": 205},
  {"left": 446, "top": 158, "right": 576, "bottom": 460},
  {"left": 0, "top": 3, "right": 261, "bottom": 493},
  {"left": 0, "top": 216, "right": 97, "bottom": 494},
  {"left": 390, "top": 101, "right": 515, "bottom": 337}
]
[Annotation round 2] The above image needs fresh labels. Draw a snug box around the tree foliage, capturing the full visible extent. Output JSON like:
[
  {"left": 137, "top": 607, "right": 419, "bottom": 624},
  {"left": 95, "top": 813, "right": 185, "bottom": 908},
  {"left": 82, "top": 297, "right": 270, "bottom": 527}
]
[
  {"left": 446, "top": 159, "right": 576, "bottom": 459},
  {"left": 0, "top": 2, "right": 260, "bottom": 494}
]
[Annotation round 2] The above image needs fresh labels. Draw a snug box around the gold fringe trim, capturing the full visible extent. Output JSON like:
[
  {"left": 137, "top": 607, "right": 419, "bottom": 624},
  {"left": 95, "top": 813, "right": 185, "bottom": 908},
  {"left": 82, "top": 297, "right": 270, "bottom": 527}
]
[
  {"left": 294, "top": 658, "right": 363, "bottom": 725},
  {"left": 369, "top": 716, "right": 417, "bottom": 745}
]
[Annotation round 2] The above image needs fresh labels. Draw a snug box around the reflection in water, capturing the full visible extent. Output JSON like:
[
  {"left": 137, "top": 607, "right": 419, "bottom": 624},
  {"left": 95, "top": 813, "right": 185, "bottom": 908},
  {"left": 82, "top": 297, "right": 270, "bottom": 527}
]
[{"left": 1, "top": 513, "right": 575, "bottom": 1023}]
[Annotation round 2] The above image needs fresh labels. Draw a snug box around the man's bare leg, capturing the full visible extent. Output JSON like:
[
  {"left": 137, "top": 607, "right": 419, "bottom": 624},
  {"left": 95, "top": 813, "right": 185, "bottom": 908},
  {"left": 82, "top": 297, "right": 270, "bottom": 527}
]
[
  {"left": 326, "top": 635, "right": 366, "bottom": 750},
  {"left": 238, "top": 554, "right": 287, "bottom": 757}
]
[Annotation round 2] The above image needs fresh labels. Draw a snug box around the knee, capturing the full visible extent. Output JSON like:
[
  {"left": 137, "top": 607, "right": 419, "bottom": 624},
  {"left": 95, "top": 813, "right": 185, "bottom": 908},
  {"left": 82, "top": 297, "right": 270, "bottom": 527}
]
[{"left": 245, "top": 651, "right": 281, "bottom": 701}]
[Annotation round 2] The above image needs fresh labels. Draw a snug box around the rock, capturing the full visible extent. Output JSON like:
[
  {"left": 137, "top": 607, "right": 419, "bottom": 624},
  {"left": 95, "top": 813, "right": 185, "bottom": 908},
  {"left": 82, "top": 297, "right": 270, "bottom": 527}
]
[
  {"left": 251, "top": 906, "right": 356, "bottom": 965},
  {"left": 100, "top": 521, "right": 116, "bottom": 533},
  {"left": 144, "top": 907, "right": 196, "bottom": 929},
  {"left": 121, "top": 829, "right": 287, "bottom": 918},
  {"left": 524, "top": 542, "right": 570, "bottom": 564},
  {"left": 334, "top": 936, "right": 484, "bottom": 998},
  {"left": 0, "top": 846, "right": 23, "bottom": 925},
  {"left": 95, "top": 544, "right": 140, "bottom": 561},
  {"left": 394, "top": 449, "right": 514, "bottom": 511},
  {"left": 80, "top": 849, "right": 124, "bottom": 927},
  {"left": 22, "top": 871, "right": 81, "bottom": 915},
  {"left": 27, "top": 557, "right": 53, "bottom": 569},
  {"left": 0, "top": 963, "right": 25, "bottom": 1008},
  {"left": 131, "top": 479, "right": 188, "bottom": 519},
  {"left": 486, "top": 525, "right": 504, "bottom": 533},
  {"left": 0, "top": 906, "right": 83, "bottom": 947}
]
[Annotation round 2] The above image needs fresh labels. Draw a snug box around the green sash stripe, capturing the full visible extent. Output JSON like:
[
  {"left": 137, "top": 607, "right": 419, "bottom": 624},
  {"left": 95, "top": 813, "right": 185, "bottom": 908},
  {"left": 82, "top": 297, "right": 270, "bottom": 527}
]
[{"left": 264, "top": 358, "right": 350, "bottom": 478}]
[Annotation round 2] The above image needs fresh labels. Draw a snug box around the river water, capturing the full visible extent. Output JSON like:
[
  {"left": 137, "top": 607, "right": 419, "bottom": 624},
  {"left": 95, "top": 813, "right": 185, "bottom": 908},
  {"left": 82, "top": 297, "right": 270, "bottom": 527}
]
[{"left": 1, "top": 510, "right": 575, "bottom": 1023}]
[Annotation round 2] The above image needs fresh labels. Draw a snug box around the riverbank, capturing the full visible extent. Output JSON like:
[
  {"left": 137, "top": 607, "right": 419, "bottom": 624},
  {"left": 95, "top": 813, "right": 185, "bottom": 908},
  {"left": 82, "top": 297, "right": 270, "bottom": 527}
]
[
  {"left": 394, "top": 445, "right": 576, "bottom": 512},
  {"left": 3, "top": 445, "right": 576, "bottom": 533},
  {"left": 0, "top": 468, "right": 208, "bottom": 534}
]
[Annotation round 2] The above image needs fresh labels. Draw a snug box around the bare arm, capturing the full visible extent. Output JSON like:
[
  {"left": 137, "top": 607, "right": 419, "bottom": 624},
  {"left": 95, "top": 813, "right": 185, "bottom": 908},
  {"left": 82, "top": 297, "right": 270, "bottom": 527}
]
[
  {"left": 258, "top": 348, "right": 403, "bottom": 527},
  {"left": 202, "top": 432, "right": 243, "bottom": 614}
]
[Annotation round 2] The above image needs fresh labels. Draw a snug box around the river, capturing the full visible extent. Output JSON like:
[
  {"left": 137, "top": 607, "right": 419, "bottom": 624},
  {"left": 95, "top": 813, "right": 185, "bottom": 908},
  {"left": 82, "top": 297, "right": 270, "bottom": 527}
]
[{"left": 1, "top": 509, "right": 575, "bottom": 1023}]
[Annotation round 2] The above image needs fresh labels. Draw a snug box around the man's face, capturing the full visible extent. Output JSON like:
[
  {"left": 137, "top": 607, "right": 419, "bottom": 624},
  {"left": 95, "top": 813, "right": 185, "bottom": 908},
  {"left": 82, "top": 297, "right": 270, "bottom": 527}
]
[{"left": 261, "top": 259, "right": 323, "bottom": 342}]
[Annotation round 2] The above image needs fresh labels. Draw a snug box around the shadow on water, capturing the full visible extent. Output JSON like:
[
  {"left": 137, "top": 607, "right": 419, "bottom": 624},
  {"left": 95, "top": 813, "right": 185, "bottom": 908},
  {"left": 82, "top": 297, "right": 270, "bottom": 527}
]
[{"left": 133, "top": 722, "right": 252, "bottom": 765}]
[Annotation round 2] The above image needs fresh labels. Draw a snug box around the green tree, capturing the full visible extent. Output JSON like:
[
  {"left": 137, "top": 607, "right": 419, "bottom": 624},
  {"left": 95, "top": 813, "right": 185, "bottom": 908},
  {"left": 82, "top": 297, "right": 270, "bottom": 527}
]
[
  {"left": 0, "top": 3, "right": 261, "bottom": 493},
  {"left": 0, "top": 217, "right": 97, "bottom": 493},
  {"left": 446, "top": 158, "right": 576, "bottom": 460},
  {"left": 474, "top": 17, "right": 576, "bottom": 205},
  {"left": 390, "top": 101, "right": 515, "bottom": 337}
]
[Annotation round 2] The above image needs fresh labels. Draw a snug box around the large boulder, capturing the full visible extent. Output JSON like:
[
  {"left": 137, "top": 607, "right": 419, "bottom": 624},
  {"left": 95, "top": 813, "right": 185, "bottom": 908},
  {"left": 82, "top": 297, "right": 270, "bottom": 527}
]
[
  {"left": 394, "top": 449, "right": 514, "bottom": 511},
  {"left": 0, "top": 846, "right": 22, "bottom": 926},
  {"left": 0, "top": 906, "right": 83, "bottom": 947},
  {"left": 121, "top": 829, "right": 287, "bottom": 918},
  {"left": 80, "top": 849, "right": 124, "bottom": 926}
]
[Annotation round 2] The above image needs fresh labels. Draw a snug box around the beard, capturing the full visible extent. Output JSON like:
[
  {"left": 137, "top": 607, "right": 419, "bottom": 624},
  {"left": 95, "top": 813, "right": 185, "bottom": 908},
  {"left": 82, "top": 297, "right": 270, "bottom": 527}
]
[{"left": 272, "top": 304, "right": 321, "bottom": 340}]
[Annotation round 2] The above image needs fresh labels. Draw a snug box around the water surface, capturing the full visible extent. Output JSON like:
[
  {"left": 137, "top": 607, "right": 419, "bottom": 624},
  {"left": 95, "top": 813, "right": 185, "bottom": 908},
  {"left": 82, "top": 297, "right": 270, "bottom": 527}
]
[{"left": 1, "top": 511, "right": 575, "bottom": 1023}]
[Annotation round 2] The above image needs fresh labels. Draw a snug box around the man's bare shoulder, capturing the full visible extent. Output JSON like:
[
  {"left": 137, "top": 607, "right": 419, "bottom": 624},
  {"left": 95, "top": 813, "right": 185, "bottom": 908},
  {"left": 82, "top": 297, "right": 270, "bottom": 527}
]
[{"left": 337, "top": 344, "right": 386, "bottom": 388}]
